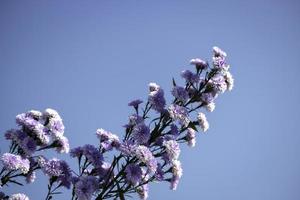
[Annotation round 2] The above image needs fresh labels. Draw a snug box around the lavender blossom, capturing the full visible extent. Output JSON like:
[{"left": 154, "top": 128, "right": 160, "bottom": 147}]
[
  {"left": 132, "top": 123, "right": 150, "bottom": 144},
  {"left": 1, "top": 153, "right": 30, "bottom": 174},
  {"left": 205, "top": 102, "right": 216, "bottom": 112},
  {"left": 128, "top": 99, "right": 143, "bottom": 108},
  {"left": 148, "top": 84, "right": 166, "bottom": 113},
  {"left": 20, "top": 137, "right": 36, "bottom": 156},
  {"left": 186, "top": 128, "right": 196, "bottom": 147},
  {"left": 55, "top": 135, "right": 70, "bottom": 154},
  {"left": 190, "top": 58, "right": 208, "bottom": 70},
  {"left": 171, "top": 86, "right": 189, "bottom": 102},
  {"left": 197, "top": 112, "right": 209, "bottom": 132},
  {"left": 125, "top": 163, "right": 143, "bottom": 186},
  {"left": 42, "top": 158, "right": 63, "bottom": 177},
  {"left": 8, "top": 193, "right": 29, "bottom": 200},
  {"left": 134, "top": 145, "right": 157, "bottom": 173},
  {"left": 163, "top": 140, "right": 180, "bottom": 162},
  {"left": 96, "top": 129, "right": 120, "bottom": 150},
  {"left": 170, "top": 160, "right": 183, "bottom": 190},
  {"left": 74, "top": 176, "right": 98, "bottom": 200},
  {"left": 181, "top": 70, "right": 199, "bottom": 83},
  {"left": 82, "top": 144, "right": 104, "bottom": 167},
  {"left": 168, "top": 104, "right": 190, "bottom": 126}
]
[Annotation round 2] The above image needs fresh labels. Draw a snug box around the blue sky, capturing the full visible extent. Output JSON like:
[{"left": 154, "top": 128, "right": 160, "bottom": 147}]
[{"left": 0, "top": 0, "right": 300, "bottom": 199}]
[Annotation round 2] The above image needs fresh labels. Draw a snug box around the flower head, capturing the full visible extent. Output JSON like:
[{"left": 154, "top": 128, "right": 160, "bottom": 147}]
[
  {"left": 186, "top": 128, "right": 196, "bottom": 147},
  {"left": 168, "top": 104, "right": 190, "bottom": 126},
  {"left": 163, "top": 140, "right": 180, "bottom": 162},
  {"left": 132, "top": 123, "right": 150, "bottom": 145},
  {"left": 190, "top": 58, "right": 208, "bottom": 70},
  {"left": 197, "top": 112, "right": 209, "bottom": 132},
  {"left": 148, "top": 85, "right": 166, "bottom": 113},
  {"left": 1, "top": 153, "right": 30, "bottom": 174},
  {"left": 74, "top": 176, "right": 98, "bottom": 200},
  {"left": 125, "top": 163, "right": 143, "bottom": 186},
  {"left": 135, "top": 145, "right": 157, "bottom": 173},
  {"left": 171, "top": 86, "right": 189, "bottom": 102},
  {"left": 181, "top": 70, "right": 199, "bottom": 83}
]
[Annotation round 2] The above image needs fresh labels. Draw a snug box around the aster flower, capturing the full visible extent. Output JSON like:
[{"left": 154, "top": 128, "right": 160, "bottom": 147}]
[
  {"left": 8, "top": 193, "right": 29, "bottom": 200},
  {"left": 190, "top": 58, "right": 208, "bottom": 70},
  {"left": 47, "top": 117, "right": 65, "bottom": 138},
  {"left": 128, "top": 99, "right": 143, "bottom": 109},
  {"left": 42, "top": 158, "right": 63, "bottom": 177},
  {"left": 1, "top": 153, "right": 30, "bottom": 174},
  {"left": 82, "top": 144, "right": 104, "bottom": 167},
  {"left": 155, "top": 163, "right": 164, "bottom": 181},
  {"left": 186, "top": 128, "right": 196, "bottom": 147},
  {"left": 171, "top": 86, "right": 189, "bottom": 102},
  {"left": 200, "top": 92, "right": 217, "bottom": 104},
  {"left": 169, "top": 160, "right": 183, "bottom": 190},
  {"left": 148, "top": 85, "right": 166, "bottom": 113},
  {"left": 209, "top": 75, "right": 227, "bottom": 94},
  {"left": 205, "top": 102, "right": 216, "bottom": 112},
  {"left": 125, "top": 163, "right": 143, "bottom": 186},
  {"left": 132, "top": 123, "right": 150, "bottom": 145},
  {"left": 74, "top": 176, "right": 98, "bottom": 200},
  {"left": 70, "top": 147, "right": 83, "bottom": 158},
  {"left": 134, "top": 145, "right": 157, "bottom": 173},
  {"left": 96, "top": 129, "right": 120, "bottom": 150},
  {"left": 168, "top": 104, "right": 190, "bottom": 126},
  {"left": 20, "top": 137, "right": 36, "bottom": 156},
  {"left": 181, "top": 70, "right": 199, "bottom": 83},
  {"left": 197, "top": 112, "right": 209, "bottom": 132},
  {"left": 213, "top": 46, "right": 227, "bottom": 57},
  {"left": 148, "top": 82, "right": 160, "bottom": 92},
  {"left": 54, "top": 135, "right": 70, "bottom": 154},
  {"left": 163, "top": 140, "right": 180, "bottom": 162}
]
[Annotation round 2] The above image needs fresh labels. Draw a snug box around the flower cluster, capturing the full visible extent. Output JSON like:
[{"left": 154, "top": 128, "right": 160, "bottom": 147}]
[{"left": 0, "top": 47, "right": 234, "bottom": 200}]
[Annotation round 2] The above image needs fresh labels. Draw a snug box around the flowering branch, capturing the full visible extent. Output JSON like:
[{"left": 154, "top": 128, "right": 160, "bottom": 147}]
[{"left": 0, "top": 46, "right": 234, "bottom": 200}]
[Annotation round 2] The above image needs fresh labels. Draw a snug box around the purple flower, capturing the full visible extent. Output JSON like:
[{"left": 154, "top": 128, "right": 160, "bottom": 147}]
[
  {"left": 171, "top": 86, "right": 189, "bottom": 102},
  {"left": 186, "top": 128, "right": 196, "bottom": 147},
  {"left": 8, "top": 193, "right": 29, "bottom": 200},
  {"left": 155, "top": 163, "right": 164, "bottom": 181},
  {"left": 82, "top": 144, "right": 103, "bottom": 167},
  {"left": 124, "top": 114, "right": 144, "bottom": 128},
  {"left": 168, "top": 104, "right": 190, "bottom": 126},
  {"left": 20, "top": 137, "right": 36, "bottom": 156},
  {"left": 117, "top": 140, "right": 136, "bottom": 156},
  {"left": 148, "top": 83, "right": 166, "bottom": 113},
  {"left": 94, "top": 162, "right": 111, "bottom": 179},
  {"left": 132, "top": 123, "right": 150, "bottom": 145},
  {"left": 42, "top": 158, "right": 63, "bottom": 177},
  {"left": 47, "top": 117, "right": 65, "bottom": 138},
  {"left": 1, "top": 153, "right": 30, "bottom": 174},
  {"left": 163, "top": 140, "right": 180, "bottom": 162},
  {"left": 181, "top": 70, "right": 199, "bottom": 83},
  {"left": 55, "top": 136, "right": 70, "bottom": 154},
  {"left": 169, "top": 160, "right": 183, "bottom": 190},
  {"left": 96, "top": 129, "right": 120, "bottom": 150},
  {"left": 200, "top": 92, "right": 217, "bottom": 104},
  {"left": 128, "top": 99, "right": 143, "bottom": 108},
  {"left": 70, "top": 147, "right": 83, "bottom": 158},
  {"left": 125, "top": 163, "right": 143, "bottom": 186},
  {"left": 134, "top": 145, "right": 157, "bottom": 173},
  {"left": 190, "top": 58, "right": 208, "bottom": 70},
  {"left": 16, "top": 113, "right": 38, "bottom": 130},
  {"left": 74, "top": 176, "right": 98, "bottom": 200},
  {"left": 170, "top": 124, "right": 179, "bottom": 138}
]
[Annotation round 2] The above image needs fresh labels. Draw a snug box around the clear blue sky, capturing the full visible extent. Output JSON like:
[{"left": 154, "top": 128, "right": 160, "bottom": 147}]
[{"left": 1, "top": 0, "right": 300, "bottom": 199}]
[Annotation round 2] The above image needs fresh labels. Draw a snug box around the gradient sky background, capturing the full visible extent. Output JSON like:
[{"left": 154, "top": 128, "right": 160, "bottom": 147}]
[{"left": 1, "top": 0, "right": 300, "bottom": 199}]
